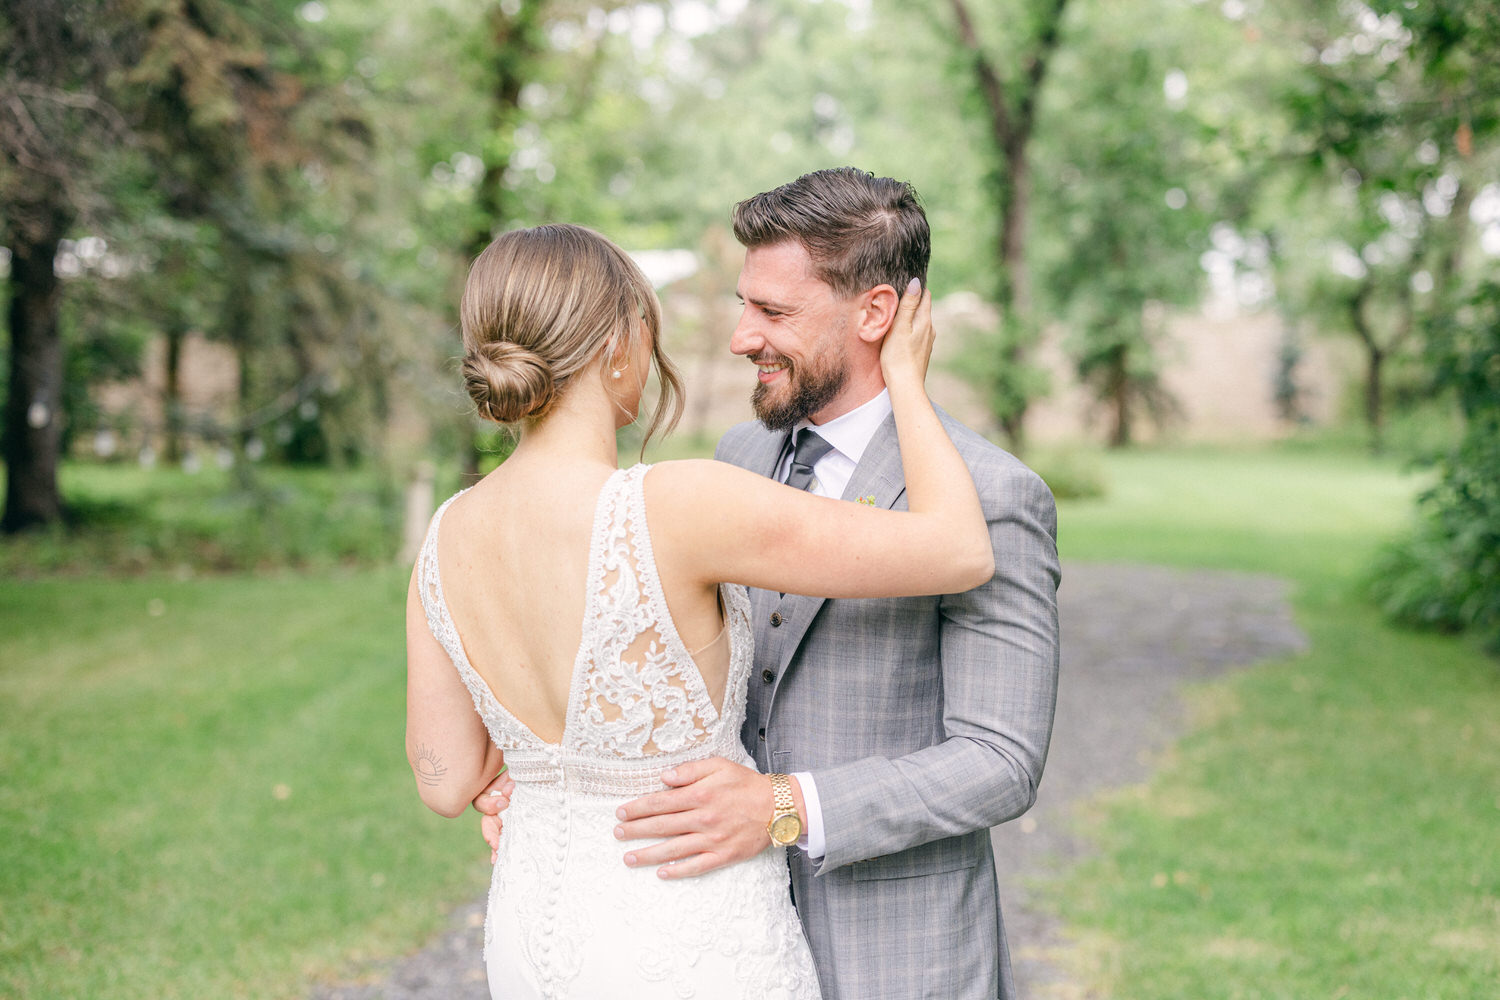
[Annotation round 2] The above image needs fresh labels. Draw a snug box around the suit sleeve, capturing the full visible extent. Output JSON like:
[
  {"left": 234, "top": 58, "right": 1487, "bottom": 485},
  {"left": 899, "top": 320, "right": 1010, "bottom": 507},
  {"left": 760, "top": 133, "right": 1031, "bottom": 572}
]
[{"left": 806, "top": 457, "right": 1061, "bottom": 873}]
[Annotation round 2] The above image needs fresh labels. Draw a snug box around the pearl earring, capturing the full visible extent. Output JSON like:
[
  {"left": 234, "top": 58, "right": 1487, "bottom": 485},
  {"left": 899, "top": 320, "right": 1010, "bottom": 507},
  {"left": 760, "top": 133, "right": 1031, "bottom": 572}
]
[{"left": 611, "top": 367, "right": 624, "bottom": 380}]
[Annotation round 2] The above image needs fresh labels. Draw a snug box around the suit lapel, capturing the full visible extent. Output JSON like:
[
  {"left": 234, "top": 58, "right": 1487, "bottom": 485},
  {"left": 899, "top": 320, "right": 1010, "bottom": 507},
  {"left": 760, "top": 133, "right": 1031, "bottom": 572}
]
[
  {"left": 836, "top": 410, "right": 906, "bottom": 509},
  {"left": 772, "top": 411, "right": 906, "bottom": 676},
  {"left": 749, "top": 425, "right": 792, "bottom": 481}
]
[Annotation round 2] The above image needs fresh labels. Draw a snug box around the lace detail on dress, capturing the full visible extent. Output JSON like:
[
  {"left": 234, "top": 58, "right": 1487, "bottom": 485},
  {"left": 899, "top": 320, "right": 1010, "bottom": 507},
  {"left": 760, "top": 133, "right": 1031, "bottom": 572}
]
[
  {"left": 416, "top": 464, "right": 754, "bottom": 799},
  {"left": 572, "top": 464, "right": 722, "bottom": 757}
]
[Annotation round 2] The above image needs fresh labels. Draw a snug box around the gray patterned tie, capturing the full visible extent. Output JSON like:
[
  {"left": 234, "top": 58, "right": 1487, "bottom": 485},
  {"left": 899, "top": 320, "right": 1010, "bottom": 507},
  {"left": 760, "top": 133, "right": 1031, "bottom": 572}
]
[{"left": 784, "top": 428, "right": 834, "bottom": 493}]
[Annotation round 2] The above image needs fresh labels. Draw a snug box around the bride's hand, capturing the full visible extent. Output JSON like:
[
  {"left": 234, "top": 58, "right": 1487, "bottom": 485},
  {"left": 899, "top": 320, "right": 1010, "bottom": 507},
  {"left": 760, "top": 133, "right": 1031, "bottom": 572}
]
[{"left": 878, "top": 278, "right": 934, "bottom": 390}]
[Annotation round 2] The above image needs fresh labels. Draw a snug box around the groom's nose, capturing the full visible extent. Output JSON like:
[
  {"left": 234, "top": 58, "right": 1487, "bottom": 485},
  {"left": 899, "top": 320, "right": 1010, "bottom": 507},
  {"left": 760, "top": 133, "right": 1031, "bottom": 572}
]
[{"left": 730, "top": 308, "right": 764, "bottom": 357}]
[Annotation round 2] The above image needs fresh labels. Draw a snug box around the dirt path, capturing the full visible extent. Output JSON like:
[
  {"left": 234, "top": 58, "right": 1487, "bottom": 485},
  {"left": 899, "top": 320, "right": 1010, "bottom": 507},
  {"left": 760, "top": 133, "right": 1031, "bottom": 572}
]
[{"left": 311, "top": 562, "right": 1307, "bottom": 1000}]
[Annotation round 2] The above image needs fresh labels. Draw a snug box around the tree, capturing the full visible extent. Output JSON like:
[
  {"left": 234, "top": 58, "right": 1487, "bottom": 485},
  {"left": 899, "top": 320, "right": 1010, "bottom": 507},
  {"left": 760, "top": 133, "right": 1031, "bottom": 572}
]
[
  {"left": 1032, "top": 1, "right": 1218, "bottom": 447},
  {"left": 933, "top": 0, "right": 1073, "bottom": 450},
  {"left": 1, "top": 0, "right": 376, "bottom": 529},
  {"left": 1250, "top": 0, "right": 1499, "bottom": 451},
  {"left": 0, "top": 1, "right": 130, "bottom": 531}
]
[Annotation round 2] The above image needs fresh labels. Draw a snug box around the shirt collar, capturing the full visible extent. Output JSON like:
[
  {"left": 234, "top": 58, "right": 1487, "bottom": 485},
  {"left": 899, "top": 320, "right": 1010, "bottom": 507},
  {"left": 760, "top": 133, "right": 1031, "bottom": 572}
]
[{"left": 794, "top": 388, "right": 892, "bottom": 466}]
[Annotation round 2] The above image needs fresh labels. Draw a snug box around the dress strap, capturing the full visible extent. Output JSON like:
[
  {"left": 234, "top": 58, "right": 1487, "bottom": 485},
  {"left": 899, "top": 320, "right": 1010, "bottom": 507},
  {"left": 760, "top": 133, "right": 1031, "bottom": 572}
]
[{"left": 566, "top": 463, "right": 723, "bottom": 760}]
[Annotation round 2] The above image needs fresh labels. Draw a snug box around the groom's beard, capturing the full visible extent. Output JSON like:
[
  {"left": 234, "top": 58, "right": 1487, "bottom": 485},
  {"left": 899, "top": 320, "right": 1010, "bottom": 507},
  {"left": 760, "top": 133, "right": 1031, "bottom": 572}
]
[{"left": 751, "top": 349, "right": 849, "bottom": 432}]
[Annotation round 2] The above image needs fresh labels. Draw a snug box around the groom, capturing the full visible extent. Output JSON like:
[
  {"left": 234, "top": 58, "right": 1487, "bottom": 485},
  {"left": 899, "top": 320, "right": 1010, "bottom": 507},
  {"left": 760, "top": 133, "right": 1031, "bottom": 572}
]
[{"left": 614, "top": 168, "right": 1061, "bottom": 999}]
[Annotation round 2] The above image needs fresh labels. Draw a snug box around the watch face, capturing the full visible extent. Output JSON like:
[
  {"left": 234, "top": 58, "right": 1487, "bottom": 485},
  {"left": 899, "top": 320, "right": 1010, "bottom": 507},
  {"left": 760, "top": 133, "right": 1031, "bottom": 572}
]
[{"left": 769, "top": 814, "right": 801, "bottom": 846}]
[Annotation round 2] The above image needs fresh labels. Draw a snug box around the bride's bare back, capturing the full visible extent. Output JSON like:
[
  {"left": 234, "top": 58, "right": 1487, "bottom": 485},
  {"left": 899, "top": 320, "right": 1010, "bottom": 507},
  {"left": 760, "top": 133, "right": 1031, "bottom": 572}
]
[{"left": 434, "top": 457, "right": 731, "bottom": 745}]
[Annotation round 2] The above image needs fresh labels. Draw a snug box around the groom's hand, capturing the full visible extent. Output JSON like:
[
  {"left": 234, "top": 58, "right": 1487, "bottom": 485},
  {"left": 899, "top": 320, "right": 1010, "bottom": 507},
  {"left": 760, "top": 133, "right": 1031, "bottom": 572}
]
[{"left": 614, "top": 757, "right": 792, "bottom": 879}]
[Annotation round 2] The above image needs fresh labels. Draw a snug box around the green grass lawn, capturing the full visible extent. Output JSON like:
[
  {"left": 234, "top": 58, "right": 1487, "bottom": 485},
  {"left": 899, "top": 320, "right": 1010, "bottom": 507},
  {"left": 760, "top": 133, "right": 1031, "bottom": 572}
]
[
  {"left": 1052, "top": 447, "right": 1500, "bottom": 998},
  {"left": 0, "top": 569, "right": 484, "bottom": 1000}
]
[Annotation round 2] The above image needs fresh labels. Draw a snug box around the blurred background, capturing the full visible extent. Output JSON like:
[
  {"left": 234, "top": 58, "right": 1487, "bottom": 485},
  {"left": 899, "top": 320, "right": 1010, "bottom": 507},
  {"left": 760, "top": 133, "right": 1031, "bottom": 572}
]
[{"left": 2, "top": 1, "right": 1497, "bottom": 998}]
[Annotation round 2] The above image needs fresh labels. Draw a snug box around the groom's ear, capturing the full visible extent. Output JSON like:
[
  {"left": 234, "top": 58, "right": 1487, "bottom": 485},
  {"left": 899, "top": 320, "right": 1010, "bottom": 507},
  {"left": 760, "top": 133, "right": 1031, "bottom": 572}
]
[{"left": 853, "top": 284, "right": 900, "bottom": 344}]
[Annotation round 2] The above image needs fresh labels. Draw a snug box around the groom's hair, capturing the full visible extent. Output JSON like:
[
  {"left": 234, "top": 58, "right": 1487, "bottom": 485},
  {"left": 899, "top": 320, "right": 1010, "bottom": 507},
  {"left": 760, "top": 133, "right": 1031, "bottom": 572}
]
[{"left": 732, "top": 167, "right": 930, "bottom": 299}]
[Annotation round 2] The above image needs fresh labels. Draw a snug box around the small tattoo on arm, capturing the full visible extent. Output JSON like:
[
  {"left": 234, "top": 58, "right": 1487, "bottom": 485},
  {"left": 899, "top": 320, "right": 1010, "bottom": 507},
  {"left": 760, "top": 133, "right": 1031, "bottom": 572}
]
[{"left": 415, "top": 744, "right": 448, "bottom": 786}]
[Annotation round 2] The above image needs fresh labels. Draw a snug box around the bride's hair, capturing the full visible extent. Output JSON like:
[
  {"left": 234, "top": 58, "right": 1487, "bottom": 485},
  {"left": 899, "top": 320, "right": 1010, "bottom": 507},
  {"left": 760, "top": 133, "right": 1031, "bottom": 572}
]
[{"left": 460, "top": 224, "right": 683, "bottom": 444}]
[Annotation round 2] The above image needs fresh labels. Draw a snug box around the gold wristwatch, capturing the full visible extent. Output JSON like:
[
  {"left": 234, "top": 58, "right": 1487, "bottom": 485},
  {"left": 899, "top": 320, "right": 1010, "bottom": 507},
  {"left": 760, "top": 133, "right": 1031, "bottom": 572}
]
[{"left": 766, "top": 773, "right": 802, "bottom": 847}]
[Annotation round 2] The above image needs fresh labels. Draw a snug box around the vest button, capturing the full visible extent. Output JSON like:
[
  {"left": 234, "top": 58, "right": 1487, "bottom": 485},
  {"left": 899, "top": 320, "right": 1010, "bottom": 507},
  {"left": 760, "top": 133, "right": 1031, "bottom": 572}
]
[
  {"left": 769, "top": 612, "right": 784, "bottom": 627},
  {"left": 761, "top": 669, "right": 774, "bottom": 684}
]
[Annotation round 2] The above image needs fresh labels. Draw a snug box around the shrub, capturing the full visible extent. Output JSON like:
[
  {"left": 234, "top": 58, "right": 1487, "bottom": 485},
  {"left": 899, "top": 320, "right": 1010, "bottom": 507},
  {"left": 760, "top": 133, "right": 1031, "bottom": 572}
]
[
  {"left": 1371, "top": 422, "right": 1500, "bottom": 654},
  {"left": 0, "top": 462, "right": 401, "bottom": 576},
  {"left": 1029, "top": 448, "right": 1109, "bottom": 501},
  {"left": 1370, "top": 282, "right": 1500, "bottom": 654}
]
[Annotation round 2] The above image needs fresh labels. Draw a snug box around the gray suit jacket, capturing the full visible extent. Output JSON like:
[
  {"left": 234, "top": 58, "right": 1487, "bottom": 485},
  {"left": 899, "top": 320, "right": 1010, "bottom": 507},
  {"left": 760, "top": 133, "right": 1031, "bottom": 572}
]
[{"left": 716, "top": 406, "right": 1060, "bottom": 1000}]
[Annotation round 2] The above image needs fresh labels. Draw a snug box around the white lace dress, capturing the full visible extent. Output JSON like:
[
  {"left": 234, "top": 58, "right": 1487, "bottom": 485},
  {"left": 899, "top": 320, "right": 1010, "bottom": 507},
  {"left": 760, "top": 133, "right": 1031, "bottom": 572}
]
[{"left": 417, "top": 464, "right": 822, "bottom": 1000}]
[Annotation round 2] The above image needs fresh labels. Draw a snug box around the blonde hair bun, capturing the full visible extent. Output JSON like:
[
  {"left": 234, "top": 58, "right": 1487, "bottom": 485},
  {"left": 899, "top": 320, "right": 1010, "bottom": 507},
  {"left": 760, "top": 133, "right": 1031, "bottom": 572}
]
[{"left": 462, "top": 340, "right": 556, "bottom": 424}]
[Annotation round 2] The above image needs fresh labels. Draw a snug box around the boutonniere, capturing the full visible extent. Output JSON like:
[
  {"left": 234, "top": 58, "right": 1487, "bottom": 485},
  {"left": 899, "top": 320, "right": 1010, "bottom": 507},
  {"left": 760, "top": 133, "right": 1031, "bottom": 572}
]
[{"left": 857, "top": 494, "right": 878, "bottom": 507}]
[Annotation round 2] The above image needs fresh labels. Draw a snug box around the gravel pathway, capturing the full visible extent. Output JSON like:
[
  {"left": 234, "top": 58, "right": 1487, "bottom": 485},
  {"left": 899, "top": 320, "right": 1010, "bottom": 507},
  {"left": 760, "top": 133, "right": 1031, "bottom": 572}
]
[{"left": 310, "top": 562, "right": 1307, "bottom": 1000}]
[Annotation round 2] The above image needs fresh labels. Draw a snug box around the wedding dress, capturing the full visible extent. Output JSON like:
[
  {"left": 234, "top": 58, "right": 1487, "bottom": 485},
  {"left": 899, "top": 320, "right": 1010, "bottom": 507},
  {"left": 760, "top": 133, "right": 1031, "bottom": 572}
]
[{"left": 416, "top": 464, "right": 823, "bottom": 1000}]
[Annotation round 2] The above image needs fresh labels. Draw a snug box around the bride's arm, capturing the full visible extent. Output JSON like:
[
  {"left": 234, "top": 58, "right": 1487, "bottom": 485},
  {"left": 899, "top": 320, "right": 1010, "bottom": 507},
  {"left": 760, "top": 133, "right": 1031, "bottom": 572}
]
[
  {"left": 404, "top": 568, "right": 505, "bottom": 817},
  {"left": 650, "top": 283, "right": 993, "bottom": 599}
]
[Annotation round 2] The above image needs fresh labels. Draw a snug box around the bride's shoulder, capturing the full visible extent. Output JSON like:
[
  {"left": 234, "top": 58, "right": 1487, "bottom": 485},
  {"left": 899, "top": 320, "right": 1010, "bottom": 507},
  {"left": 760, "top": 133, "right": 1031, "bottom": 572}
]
[
  {"left": 639, "top": 461, "right": 773, "bottom": 537},
  {"left": 640, "top": 458, "right": 758, "bottom": 494}
]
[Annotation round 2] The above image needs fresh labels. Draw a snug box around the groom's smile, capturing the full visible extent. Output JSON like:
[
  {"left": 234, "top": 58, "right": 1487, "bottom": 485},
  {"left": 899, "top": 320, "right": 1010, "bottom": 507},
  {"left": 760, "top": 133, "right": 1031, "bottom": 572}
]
[{"left": 754, "top": 356, "right": 790, "bottom": 383}]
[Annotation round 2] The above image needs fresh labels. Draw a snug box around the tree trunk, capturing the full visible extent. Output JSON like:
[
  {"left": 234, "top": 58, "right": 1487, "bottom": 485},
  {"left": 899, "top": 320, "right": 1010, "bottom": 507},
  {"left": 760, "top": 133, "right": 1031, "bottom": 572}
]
[
  {"left": 1000, "top": 137, "right": 1032, "bottom": 318},
  {"left": 1348, "top": 283, "right": 1386, "bottom": 454},
  {"left": 996, "top": 144, "right": 1034, "bottom": 454},
  {"left": 1365, "top": 347, "right": 1385, "bottom": 454},
  {"left": 163, "top": 322, "right": 185, "bottom": 464},
  {"left": 461, "top": 426, "right": 484, "bottom": 487},
  {"left": 221, "top": 243, "right": 257, "bottom": 488},
  {"left": 467, "top": 0, "right": 547, "bottom": 260},
  {"left": 1110, "top": 351, "right": 1131, "bottom": 448},
  {"left": 999, "top": 405, "right": 1027, "bottom": 455},
  {"left": 2, "top": 216, "right": 69, "bottom": 533}
]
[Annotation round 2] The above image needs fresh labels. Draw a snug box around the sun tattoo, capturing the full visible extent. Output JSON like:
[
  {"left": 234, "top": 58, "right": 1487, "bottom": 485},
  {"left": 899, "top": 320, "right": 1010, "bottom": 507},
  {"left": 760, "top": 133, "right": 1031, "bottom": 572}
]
[{"left": 415, "top": 744, "right": 448, "bottom": 786}]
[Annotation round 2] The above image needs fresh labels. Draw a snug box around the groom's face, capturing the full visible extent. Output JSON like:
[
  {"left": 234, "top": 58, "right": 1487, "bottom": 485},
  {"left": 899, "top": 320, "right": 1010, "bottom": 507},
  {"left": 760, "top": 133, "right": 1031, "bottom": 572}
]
[{"left": 731, "top": 241, "right": 856, "bottom": 431}]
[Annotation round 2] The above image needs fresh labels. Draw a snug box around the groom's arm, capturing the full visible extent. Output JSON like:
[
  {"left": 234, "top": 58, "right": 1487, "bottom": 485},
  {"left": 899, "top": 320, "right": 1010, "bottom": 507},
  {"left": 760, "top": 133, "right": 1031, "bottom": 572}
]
[{"left": 808, "top": 452, "right": 1060, "bottom": 873}]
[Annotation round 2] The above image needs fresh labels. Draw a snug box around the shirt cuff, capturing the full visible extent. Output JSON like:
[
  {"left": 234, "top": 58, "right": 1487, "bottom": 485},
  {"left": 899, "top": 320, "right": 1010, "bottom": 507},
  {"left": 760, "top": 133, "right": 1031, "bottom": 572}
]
[{"left": 792, "top": 771, "right": 826, "bottom": 861}]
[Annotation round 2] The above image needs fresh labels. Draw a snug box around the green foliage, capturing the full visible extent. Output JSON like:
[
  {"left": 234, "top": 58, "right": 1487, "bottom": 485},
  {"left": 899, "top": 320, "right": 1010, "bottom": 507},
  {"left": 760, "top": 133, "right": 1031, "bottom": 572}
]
[
  {"left": 1370, "top": 281, "right": 1500, "bottom": 652},
  {"left": 957, "top": 320, "right": 1052, "bottom": 442},
  {"left": 1229, "top": 0, "right": 1500, "bottom": 451},
  {"left": 1032, "top": 1, "right": 1222, "bottom": 446}
]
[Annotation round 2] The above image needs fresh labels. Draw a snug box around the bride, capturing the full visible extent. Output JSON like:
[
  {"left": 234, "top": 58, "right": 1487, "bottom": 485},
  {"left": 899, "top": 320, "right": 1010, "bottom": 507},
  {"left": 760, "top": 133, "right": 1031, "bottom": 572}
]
[{"left": 404, "top": 223, "right": 991, "bottom": 999}]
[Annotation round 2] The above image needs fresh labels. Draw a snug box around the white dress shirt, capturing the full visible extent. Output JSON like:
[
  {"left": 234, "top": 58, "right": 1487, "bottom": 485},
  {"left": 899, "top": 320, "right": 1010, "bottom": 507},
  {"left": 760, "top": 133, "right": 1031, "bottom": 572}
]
[{"left": 772, "top": 389, "right": 893, "bottom": 861}]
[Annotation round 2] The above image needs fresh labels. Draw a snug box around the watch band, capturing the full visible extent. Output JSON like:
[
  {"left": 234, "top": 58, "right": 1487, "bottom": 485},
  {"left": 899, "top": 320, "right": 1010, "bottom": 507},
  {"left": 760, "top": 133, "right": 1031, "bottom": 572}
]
[
  {"left": 766, "top": 773, "right": 801, "bottom": 847},
  {"left": 769, "top": 773, "right": 796, "bottom": 816}
]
